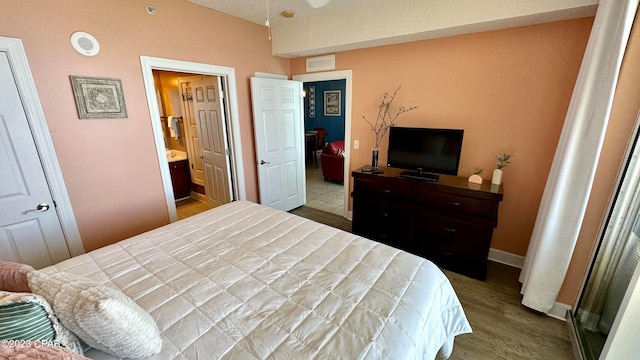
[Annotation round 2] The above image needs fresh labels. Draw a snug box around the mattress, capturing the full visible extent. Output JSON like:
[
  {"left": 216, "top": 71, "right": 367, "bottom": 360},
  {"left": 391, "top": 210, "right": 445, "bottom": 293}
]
[{"left": 43, "top": 201, "right": 471, "bottom": 359}]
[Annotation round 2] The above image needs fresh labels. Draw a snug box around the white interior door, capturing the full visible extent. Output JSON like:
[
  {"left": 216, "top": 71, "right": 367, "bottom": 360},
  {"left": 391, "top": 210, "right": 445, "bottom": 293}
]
[
  {"left": 251, "top": 77, "right": 305, "bottom": 212},
  {"left": 190, "top": 75, "right": 231, "bottom": 208},
  {"left": 0, "top": 52, "right": 71, "bottom": 268}
]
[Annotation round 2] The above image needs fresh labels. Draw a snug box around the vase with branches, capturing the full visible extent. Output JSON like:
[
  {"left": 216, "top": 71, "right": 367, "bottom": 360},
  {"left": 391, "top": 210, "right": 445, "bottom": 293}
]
[{"left": 363, "top": 86, "right": 417, "bottom": 168}]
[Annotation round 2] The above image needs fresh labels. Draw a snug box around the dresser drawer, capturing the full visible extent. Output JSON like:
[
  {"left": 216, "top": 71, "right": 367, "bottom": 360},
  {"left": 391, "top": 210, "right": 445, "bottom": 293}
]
[
  {"left": 353, "top": 177, "right": 412, "bottom": 200},
  {"left": 354, "top": 225, "right": 409, "bottom": 249},
  {"left": 352, "top": 200, "right": 410, "bottom": 248},
  {"left": 422, "top": 240, "right": 486, "bottom": 279},
  {"left": 419, "top": 190, "right": 495, "bottom": 218},
  {"left": 417, "top": 216, "right": 490, "bottom": 247}
]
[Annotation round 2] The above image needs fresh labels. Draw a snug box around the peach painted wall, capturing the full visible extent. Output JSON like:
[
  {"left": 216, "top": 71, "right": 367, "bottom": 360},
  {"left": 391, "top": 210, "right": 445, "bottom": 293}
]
[
  {"left": 293, "top": 17, "right": 640, "bottom": 306},
  {"left": 293, "top": 18, "right": 594, "bottom": 260},
  {"left": 0, "top": 0, "right": 288, "bottom": 251}
]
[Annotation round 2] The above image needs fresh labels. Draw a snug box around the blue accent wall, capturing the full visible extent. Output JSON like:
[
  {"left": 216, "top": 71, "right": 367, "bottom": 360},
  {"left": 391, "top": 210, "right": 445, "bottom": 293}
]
[{"left": 303, "top": 79, "right": 345, "bottom": 144}]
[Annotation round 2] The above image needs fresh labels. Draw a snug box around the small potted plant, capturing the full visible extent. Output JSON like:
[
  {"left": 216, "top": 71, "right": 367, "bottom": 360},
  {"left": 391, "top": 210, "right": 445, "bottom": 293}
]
[
  {"left": 492, "top": 152, "right": 512, "bottom": 185},
  {"left": 468, "top": 166, "right": 484, "bottom": 184}
]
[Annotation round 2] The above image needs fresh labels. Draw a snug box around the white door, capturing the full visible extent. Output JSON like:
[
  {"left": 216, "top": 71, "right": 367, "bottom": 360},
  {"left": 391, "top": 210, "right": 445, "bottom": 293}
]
[
  {"left": 0, "top": 52, "right": 71, "bottom": 269},
  {"left": 251, "top": 77, "right": 305, "bottom": 212},
  {"left": 190, "top": 75, "right": 231, "bottom": 208}
]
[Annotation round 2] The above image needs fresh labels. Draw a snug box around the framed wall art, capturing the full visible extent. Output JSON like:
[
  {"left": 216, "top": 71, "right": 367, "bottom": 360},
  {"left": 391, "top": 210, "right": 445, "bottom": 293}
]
[
  {"left": 70, "top": 76, "right": 127, "bottom": 119},
  {"left": 308, "top": 86, "right": 315, "bottom": 118},
  {"left": 324, "top": 90, "right": 341, "bottom": 116}
]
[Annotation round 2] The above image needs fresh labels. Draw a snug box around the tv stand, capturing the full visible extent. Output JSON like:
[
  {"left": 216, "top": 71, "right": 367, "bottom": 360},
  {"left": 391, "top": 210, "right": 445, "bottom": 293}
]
[
  {"left": 399, "top": 170, "right": 440, "bottom": 182},
  {"left": 351, "top": 166, "right": 504, "bottom": 280}
]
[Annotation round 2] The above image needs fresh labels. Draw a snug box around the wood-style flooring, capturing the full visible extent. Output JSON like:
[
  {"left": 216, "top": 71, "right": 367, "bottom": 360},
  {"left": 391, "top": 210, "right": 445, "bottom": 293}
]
[
  {"left": 445, "top": 262, "right": 574, "bottom": 360},
  {"left": 289, "top": 205, "right": 575, "bottom": 360},
  {"left": 289, "top": 205, "right": 352, "bottom": 233}
]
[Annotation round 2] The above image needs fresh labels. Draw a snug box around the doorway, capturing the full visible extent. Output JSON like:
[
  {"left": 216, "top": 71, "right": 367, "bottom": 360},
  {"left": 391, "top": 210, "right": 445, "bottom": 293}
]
[
  {"left": 293, "top": 71, "right": 352, "bottom": 219},
  {"left": 140, "top": 56, "right": 246, "bottom": 222},
  {"left": 153, "top": 71, "right": 233, "bottom": 220},
  {"left": 302, "top": 79, "right": 346, "bottom": 217}
]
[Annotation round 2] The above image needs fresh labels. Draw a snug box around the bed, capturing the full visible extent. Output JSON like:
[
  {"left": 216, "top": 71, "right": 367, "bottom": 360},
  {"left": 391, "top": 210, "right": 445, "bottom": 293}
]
[{"left": 17, "top": 201, "right": 471, "bottom": 359}]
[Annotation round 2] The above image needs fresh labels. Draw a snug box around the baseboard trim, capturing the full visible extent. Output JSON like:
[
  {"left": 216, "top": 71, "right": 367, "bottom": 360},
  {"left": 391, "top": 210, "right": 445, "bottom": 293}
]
[
  {"left": 548, "top": 302, "right": 572, "bottom": 321},
  {"left": 488, "top": 248, "right": 525, "bottom": 268},
  {"left": 190, "top": 192, "right": 206, "bottom": 202}
]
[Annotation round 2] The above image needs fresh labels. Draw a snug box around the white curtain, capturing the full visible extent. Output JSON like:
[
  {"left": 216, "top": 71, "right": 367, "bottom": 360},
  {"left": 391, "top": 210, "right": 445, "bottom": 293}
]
[{"left": 519, "top": 0, "right": 638, "bottom": 314}]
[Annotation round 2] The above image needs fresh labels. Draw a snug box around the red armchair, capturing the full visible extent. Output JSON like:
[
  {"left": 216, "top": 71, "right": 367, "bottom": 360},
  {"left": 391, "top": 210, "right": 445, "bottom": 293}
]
[{"left": 321, "top": 141, "right": 345, "bottom": 183}]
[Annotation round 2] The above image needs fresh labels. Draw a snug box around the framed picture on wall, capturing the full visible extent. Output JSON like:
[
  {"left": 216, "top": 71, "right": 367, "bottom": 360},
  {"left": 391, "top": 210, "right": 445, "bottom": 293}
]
[
  {"left": 309, "top": 86, "right": 315, "bottom": 117},
  {"left": 70, "top": 75, "right": 128, "bottom": 119},
  {"left": 324, "top": 90, "right": 341, "bottom": 116}
]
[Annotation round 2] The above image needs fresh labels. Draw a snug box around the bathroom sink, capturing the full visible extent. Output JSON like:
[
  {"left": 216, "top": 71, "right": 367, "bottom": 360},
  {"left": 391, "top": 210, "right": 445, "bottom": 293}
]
[{"left": 166, "top": 149, "right": 187, "bottom": 162}]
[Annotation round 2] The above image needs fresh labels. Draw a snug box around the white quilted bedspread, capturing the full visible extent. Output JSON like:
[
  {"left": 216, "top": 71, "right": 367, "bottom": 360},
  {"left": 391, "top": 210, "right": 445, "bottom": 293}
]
[{"left": 44, "top": 201, "right": 471, "bottom": 359}]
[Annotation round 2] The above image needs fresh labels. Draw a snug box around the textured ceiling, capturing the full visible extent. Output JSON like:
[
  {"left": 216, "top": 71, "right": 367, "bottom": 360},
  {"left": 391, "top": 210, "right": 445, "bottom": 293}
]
[
  {"left": 186, "top": 0, "right": 599, "bottom": 58},
  {"left": 186, "top": 0, "right": 361, "bottom": 27}
]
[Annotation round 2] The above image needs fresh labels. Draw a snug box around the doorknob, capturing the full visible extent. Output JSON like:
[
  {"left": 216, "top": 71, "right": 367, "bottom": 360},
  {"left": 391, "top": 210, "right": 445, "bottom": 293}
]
[
  {"left": 260, "top": 160, "right": 270, "bottom": 165},
  {"left": 24, "top": 203, "right": 50, "bottom": 214},
  {"left": 199, "top": 154, "right": 204, "bottom": 159},
  {"left": 36, "top": 203, "right": 50, "bottom": 212}
]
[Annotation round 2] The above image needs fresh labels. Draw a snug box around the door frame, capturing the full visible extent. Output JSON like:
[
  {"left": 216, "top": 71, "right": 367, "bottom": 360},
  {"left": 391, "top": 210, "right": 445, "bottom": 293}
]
[
  {"left": 140, "top": 56, "right": 245, "bottom": 222},
  {"left": 292, "top": 70, "right": 352, "bottom": 219},
  {"left": 0, "top": 37, "right": 84, "bottom": 257}
]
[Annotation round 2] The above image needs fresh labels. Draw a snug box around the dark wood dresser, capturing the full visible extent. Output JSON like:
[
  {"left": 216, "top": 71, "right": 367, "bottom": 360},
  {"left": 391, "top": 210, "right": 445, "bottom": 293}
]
[{"left": 351, "top": 166, "right": 504, "bottom": 280}]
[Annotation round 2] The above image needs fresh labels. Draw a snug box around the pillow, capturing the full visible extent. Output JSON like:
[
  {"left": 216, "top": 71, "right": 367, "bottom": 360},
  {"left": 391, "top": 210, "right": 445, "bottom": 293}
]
[
  {"left": 0, "top": 292, "right": 55, "bottom": 341},
  {"left": 27, "top": 271, "right": 162, "bottom": 358},
  {"left": 0, "top": 291, "right": 83, "bottom": 355},
  {"left": 0, "top": 261, "right": 35, "bottom": 292},
  {"left": 0, "top": 345, "right": 90, "bottom": 359}
]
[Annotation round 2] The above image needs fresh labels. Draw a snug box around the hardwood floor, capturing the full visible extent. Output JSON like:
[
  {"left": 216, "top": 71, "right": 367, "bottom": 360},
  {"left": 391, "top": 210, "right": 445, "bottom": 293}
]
[
  {"left": 445, "top": 262, "right": 575, "bottom": 360},
  {"left": 289, "top": 205, "right": 352, "bottom": 233},
  {"left": 289, "top": 206, "right": 576, "bottom": 360}
]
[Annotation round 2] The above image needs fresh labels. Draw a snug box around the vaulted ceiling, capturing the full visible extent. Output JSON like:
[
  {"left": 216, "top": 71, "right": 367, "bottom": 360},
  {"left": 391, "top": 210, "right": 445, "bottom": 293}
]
[{"left": 187, "top": 0, "right": 599, "bottom": 58}]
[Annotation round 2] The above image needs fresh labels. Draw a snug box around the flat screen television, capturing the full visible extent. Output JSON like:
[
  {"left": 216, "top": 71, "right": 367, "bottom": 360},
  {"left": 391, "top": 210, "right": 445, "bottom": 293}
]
[{"left": 387, "top": 127, "right": 464, "bottom": 177}]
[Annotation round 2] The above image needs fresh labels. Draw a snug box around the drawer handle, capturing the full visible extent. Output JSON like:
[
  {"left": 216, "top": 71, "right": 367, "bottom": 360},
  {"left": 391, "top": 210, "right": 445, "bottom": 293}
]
[
  {"left": 377, "top": 189, "right": 392, "bottom": 193},
  {"left": 376, "top": 212, "right": 389, "bottom": 217},
  {"left": 442, "top": 228, "right": 457, "bottom": 233},
  {"left": 437, "top": 250, "right": 453, "bottom": 257},
  {"left": 447, "top": 202, "right": 461, "bottom": 206}
]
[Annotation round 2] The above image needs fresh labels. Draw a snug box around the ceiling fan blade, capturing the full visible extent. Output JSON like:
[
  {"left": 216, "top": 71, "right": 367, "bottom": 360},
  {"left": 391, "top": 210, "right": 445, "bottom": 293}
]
[{"left": 305, "top": 0, "right": 331, "bottom": 8}]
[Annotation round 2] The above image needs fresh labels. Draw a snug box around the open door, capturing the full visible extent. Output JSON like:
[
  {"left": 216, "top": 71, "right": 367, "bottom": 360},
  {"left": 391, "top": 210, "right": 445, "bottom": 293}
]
[
  {"left": 190, "top": 75, "right": 232, "bottom": 208},
  {"left": 251, "top": 77, "right": 305, "bottom": 212}
]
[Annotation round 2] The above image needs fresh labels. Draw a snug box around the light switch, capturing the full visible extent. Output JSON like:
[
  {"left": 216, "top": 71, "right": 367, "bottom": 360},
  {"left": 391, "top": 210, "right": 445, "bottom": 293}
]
[{"left": 354, "top": 140, "right": 359, "bottom": 149}]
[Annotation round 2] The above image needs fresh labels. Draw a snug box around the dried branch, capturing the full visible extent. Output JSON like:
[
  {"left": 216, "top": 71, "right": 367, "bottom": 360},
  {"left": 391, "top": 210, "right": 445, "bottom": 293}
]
[{"left": 362, "top": 86, "right": 418, "bottom": 148}]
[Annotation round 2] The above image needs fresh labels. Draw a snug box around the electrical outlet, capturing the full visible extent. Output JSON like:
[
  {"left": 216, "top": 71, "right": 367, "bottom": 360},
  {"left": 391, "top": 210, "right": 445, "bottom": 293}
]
[{"left": 354, "top": 140, "right": 359, "bottom": 149}]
